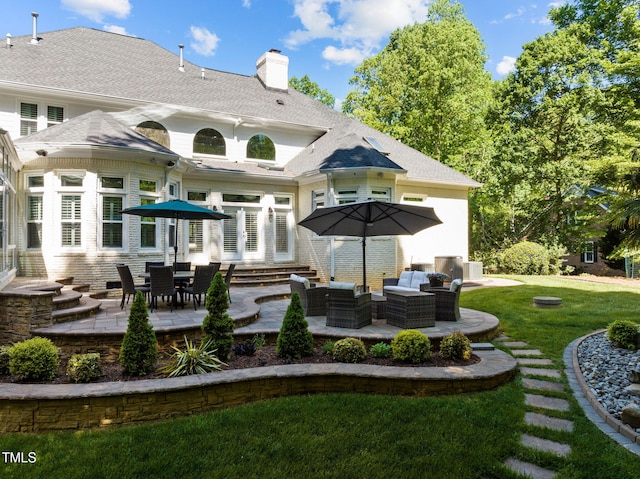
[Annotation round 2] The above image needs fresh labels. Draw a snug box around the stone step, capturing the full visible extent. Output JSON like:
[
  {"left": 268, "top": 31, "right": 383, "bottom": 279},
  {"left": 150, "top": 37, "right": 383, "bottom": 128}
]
[
  {"left": 502, "top": 341, "right": 529, "bottom": 347},
  {"left": 51, "top": 296, "right": 102, "bottom": 323},
  {"left": 525, "top": 393, "right": 570, "bottom": 412},
  {"left": 512, "top": 349, "right": 544, "bottom": 356},
  {"left": 518, "top": 358, "right": 554, "bottom": 366},
  {"left": 52, "top": 290, "right": 83, "bottom": 311},
  {"left": 504, "top": 458, "right": 557, "bottom": 479},
  {"left": 521, "top": 434, "right": 571, "bottom": 457},
  {"left": 525, "top": 412, "right": 574, "bottom": 432},
  {"left": 520, "top": 367, "right": 562, "bottom": 379},
  {"left": 523, "top": 378, "right": 565, "bottom": 393}
]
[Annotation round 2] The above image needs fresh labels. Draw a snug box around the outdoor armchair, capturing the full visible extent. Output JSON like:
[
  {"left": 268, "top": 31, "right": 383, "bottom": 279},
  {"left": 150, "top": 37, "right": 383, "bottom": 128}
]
[
  {"left": 326, "top": 281, "right": 372, "bottom": 329},
  {"left": 421, "top": 278, "right": 463, "bottom": 322},
  {"left": 289, "top": 274, "right": 327, "bottom": 316}
]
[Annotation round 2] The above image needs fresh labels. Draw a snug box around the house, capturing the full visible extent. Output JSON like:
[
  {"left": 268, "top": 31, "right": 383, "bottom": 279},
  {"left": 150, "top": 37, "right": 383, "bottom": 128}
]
[{"left": 0, "top": 20, "right": 480, "bottom": 290}]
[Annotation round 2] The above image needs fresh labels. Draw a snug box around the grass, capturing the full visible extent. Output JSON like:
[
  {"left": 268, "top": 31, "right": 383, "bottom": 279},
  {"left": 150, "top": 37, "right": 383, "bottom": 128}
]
[{"left": 2, "top": 275, "right": 640, "bottom": 478}]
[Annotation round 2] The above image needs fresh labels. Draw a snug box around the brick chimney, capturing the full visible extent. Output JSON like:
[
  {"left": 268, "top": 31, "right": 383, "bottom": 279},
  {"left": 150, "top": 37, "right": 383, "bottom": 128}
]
[{"left": 256, "top": 49, "right": 289, "bottom": 91}]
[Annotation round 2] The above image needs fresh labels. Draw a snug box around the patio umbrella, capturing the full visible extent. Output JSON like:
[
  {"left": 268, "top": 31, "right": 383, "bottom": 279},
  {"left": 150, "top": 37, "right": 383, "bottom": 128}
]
[
  {"left": 298, "top": 200, "right": 442, "bottom": 292},
  {"left": 121, "top": 199, "right": 231, "bottom": 263}
]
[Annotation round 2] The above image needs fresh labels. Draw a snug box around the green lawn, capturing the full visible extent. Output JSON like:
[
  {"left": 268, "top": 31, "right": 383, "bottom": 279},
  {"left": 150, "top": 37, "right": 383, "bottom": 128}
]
[{"left": 2, "top": 276, "right": 640, "bottom": 478}]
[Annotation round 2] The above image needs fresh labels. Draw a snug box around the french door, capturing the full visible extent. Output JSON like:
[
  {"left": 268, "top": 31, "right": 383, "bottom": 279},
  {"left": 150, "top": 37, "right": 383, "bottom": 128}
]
[{"left": 222, "top": 207, "right": 263, "bottom": 261}]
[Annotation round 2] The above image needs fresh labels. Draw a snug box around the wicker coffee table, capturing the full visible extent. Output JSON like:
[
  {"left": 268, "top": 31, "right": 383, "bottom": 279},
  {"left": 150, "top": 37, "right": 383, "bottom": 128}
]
[
  {"left": 371, "top": 294, "right": 387, "bottom": 320},
  {"left": 385, "top": 290, "right": 435, "bottom": 328}
]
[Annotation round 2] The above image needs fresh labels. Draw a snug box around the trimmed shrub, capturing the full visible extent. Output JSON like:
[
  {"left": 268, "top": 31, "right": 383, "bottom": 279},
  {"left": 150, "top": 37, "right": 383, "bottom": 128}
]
[
  {"left": 9, "top": 337, "right": 60, "bottom": 380},
  {"left": 202, "top": 272, "right": 235, "bottom": 360},
  {"left": 500, "top": 241, "right": 550, "bottom": 275},
  {"left": 119, "top": 291, "right": 158, "bottom": 375},
  {"left": 606, "top": 320, "right": 639, "bottom": 350},
  {"left": 276, "top": 292, "right": 314, "bottom": 359},
  {"left": 161, "top": 336, "right": 226, "bottom": 377},
  {"left": 391, "top": 330, "right": 431, "bottom": 363},
  {"left": 0, "top": 345, "right": 10, "bottom": 375},
  {"left": 440, "top": 331, "right": 472, "bottom": 360},
  {"left": 332, "top": 337, "right": 367, "bottom": 363},
  {"left": 322, "top": 340, "right": 336, "bottom": 355},
  {"left": 370, "top": 342, "right": 392, "bottom": 359},
  {"left": 67, "top": 353, "right": 102, "bottom": 383}
]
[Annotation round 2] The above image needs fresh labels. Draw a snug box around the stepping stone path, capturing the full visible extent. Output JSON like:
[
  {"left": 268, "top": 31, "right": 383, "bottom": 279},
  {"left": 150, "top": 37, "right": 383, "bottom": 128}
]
[{"left": 495, "top": 336, "right": 575, "bottom": 479}]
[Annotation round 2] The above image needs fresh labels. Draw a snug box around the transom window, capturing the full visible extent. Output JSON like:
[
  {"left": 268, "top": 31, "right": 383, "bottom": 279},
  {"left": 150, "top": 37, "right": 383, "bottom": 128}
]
[
  {"left": 194, "top": 128, "right": 225, "bottom": 156},
  {"left": 247, "top": 134, "right": 275, "bottom": 161}
]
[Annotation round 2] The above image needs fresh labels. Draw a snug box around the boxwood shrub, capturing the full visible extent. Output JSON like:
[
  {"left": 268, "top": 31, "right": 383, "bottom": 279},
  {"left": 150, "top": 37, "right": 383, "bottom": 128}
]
[
  {"left": 391, "top": 330, "right": 431, "bottom": 363},
  {"left": 9, "top": 337, "right": 60, "bottom": 380}
]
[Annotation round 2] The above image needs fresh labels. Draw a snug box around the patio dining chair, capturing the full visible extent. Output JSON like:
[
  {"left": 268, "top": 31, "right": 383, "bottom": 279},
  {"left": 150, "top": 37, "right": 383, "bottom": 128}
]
[
  {"left": 149, "top": 266, "right": 180, "bottom": 312},
  {"left": 224, "top": 264, "right": 235, "bottom": 303},
  {"left": 183, "top": 264, "right": 216, "bottom": 310},
  {"left": 116, "top": 264, "right": 150, "bottom": 309}
]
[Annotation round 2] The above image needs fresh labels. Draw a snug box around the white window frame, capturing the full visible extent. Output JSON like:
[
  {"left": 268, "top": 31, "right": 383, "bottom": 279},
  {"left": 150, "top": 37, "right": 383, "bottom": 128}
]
[
  {"left": 583, "top": 241, "right": 595, "bottom": 264},
  {"left": 99, "top": 175, "right": 127, "bottom": 251},
  {"left": 139, "top": 178, "right": 160, "bottom": 250},
  {"left": 273, "top": 194, "right": 294, "bottom": 262},
  {"left": 25, "top": 174, "right": 45, "bottom": 250},
  {"left": 18, "top": 100, "right": 65, "bottom": 137},
  {"left": 57, "top": 171, "right": 85, "bottom": 251}
]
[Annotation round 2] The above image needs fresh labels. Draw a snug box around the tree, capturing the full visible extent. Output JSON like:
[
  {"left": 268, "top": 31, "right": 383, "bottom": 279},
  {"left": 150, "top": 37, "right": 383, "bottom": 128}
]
[
  {"left": 201, "top": 272, "right": 235, "bottom": 360},
  {"left": 289, "top": 75, "right": 335, "bottom": 109},
  {"left": 276, "top": 292, "right": 313, "bottom": 359},
  {"left": 119, "top": 291, "right": 157, "bottom": 375},
  {"left": 342, "top": 0, "right": 493, "bottom": 170}
]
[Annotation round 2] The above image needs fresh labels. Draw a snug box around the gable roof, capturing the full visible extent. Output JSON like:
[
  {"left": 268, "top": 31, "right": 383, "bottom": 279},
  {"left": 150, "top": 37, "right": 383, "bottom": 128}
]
[
  {"left": 14, "top": 109, "right": 179, "bottom": 159},
  {"left": 0, "top": 27, "right": 339, "bottom": 130},
  {"left": 1, "top": 27, "right": 480, "bottom": 188}
]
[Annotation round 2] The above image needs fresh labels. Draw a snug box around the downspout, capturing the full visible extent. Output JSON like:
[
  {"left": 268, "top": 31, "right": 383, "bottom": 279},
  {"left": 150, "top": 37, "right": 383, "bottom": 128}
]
[
  {"left": 327, "top": 171, "right": 335, "bottom": 281},
  {"left": 164, "top": 159, "right": 179, "bottom": 263}
]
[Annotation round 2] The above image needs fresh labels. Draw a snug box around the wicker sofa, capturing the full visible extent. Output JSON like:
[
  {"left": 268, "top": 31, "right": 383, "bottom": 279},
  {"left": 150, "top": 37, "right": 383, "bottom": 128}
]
[
  {"left": 325, "top": 281, "right": 372, "bottom": 329},
  {"left": 289, "top": 274, "right": 328, "bottom": 317},
  {"left": 383, "top": 270, "right": 430, "bottom": 294}
]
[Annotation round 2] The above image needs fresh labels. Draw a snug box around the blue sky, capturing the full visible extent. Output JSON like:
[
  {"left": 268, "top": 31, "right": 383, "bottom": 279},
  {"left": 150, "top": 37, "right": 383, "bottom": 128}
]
[{"left": 1, "top": 1, "right": 561, "bottom": 105}]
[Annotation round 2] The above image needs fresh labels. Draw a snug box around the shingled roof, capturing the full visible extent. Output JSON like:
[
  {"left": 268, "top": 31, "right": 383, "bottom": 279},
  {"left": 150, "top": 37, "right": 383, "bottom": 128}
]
[
  {"left": 13, "top": 109, "right": 179, "bottom": 159},
  {"left": 1, "top": 27, "right": 480, "bottom": 188}
]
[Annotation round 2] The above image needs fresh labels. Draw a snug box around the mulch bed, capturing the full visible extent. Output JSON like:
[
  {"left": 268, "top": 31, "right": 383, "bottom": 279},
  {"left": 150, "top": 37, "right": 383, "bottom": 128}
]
[{"left": 0, "top": 345, "right": 479, "bottom": 384}]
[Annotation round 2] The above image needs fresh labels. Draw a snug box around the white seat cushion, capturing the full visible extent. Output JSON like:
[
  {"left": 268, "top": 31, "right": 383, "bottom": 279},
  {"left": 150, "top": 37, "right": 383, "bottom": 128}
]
[
  {"left": 397, "top": 271, "right": 413, "bottom": 288},
  {"left": 329, "top": 281, "right": 357, "bottom": 294},
  {"left": 411, "top": 271, "right": 428, "bottom": 290},
  {"left": 290, "top": 274, "right": 310, "bottom": 289},
  {"left": 450, "top": 278, "right": 463, "bottom": 292}
]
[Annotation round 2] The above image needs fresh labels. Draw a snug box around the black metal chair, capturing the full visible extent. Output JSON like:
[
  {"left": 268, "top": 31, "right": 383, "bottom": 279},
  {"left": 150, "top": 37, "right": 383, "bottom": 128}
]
[
  {"left": 183, "top": 264, "right": 216, "bottom": 310},
  {"left": 149, "top": 266, "right": 180, "bottom": 312},
  {"left": 224, "top": 264, "right": 235, "bottom": 303},
  {"left": 116, "top": 264, "right": 150, "bottom": 309}
]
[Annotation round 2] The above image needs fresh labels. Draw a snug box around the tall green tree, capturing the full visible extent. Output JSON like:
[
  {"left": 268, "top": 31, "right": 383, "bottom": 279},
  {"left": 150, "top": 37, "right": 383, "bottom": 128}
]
[
  {"left": 342, "top": 0, "right": 493, "bottom": 170},
  {"left": 289, "top": 75, "right": 335, "bottom": 109}
]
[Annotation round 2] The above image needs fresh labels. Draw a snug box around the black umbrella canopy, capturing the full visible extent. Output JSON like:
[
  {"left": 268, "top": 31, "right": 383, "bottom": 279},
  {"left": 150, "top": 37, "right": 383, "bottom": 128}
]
[
  {"left": 121, "top": 199, "right": 231, "bottom": 262},
  {"left": 298, "top": 200, "right": 442, "bottom": 290}
]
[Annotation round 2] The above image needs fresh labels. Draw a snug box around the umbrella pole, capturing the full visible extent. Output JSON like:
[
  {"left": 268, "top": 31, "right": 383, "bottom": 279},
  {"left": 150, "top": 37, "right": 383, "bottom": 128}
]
[{"left": 361, "top": 237, "right": 367, "bottom": 293}]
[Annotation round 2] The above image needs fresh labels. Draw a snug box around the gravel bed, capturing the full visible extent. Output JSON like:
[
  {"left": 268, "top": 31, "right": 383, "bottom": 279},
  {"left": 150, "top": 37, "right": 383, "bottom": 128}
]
[{"left": 577, "top": 332, "right": 640, "bottom": 431}]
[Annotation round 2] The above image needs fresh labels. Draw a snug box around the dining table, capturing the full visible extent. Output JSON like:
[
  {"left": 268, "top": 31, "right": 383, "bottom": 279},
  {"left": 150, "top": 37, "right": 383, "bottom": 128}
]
[{"left": 139, "top": 270, "right": 195, "bottom": 309}]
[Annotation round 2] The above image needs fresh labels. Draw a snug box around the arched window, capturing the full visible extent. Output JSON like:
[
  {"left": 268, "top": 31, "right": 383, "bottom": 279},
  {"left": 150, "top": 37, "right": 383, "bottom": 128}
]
[
  {"left": 135, "top": 121, "right": 170, "bottom": 148},
  {"left": 193, "top": 128, "right": 226, "bottom": 156},
  {"left": 247, "top": 134, "right": 275, "bottom": 161}
]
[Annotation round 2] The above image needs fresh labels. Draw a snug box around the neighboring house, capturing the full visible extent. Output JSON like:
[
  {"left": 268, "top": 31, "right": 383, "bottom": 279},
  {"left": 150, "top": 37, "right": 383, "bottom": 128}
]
[{"left": 0, "top": 22, "right": 480, "bottom": 289}]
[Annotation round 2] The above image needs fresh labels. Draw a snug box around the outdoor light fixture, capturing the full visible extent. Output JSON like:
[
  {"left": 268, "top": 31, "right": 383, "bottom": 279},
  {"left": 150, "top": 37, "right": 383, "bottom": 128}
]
[{"left": 268, "top": 207, "right": 274, "bottom": 222}]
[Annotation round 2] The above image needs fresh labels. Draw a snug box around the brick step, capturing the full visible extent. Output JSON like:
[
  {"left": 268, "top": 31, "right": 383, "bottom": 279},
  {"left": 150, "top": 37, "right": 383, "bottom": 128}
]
[
  {"left": 51, "top": 296, "right": 102, "bottom": 324},
  {"left": 232, "top": 270, "right": 318, "bottom": 281}
]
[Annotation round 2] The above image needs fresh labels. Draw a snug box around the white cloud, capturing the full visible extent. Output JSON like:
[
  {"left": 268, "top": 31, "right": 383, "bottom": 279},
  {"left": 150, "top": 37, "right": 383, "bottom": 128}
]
[
  {"left": 496, "top": 56, "right": 516, "bottom": 75},
  {"left": 322, "top": 45, "right": 367, "bottom": 65},
  {"left": 242, "top": 0, "right": 252, "bottom": 7},
  {"left": 504, "top": 7, "right": 526, "bottom": 20},
  {"left": 189, "top": 26, "right": 220, "bottom": 56},
  {"left": 285, "top": 0, "right": 430, "bottom": 65},
  {"left": 61, "top": 0, "right": 131, "bottom": 23},
  {"left": 102, "top": 24, "right": 131, "bottom": 36}
]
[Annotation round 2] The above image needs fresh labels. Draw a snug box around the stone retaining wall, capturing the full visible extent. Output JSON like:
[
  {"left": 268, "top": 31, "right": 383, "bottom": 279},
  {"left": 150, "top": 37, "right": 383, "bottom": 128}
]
[
  {"left": 0, "top": 349, "right": 516, "bottom": 432},
  {"left": 0, "top": 290, "right": 54, "bottom": 344}
]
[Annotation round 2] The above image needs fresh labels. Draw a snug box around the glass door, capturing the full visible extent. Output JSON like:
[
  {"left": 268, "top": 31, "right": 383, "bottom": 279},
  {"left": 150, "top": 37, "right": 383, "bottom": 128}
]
[{"left": 223, "top": 207, "right": 263, "bottom": 261}]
